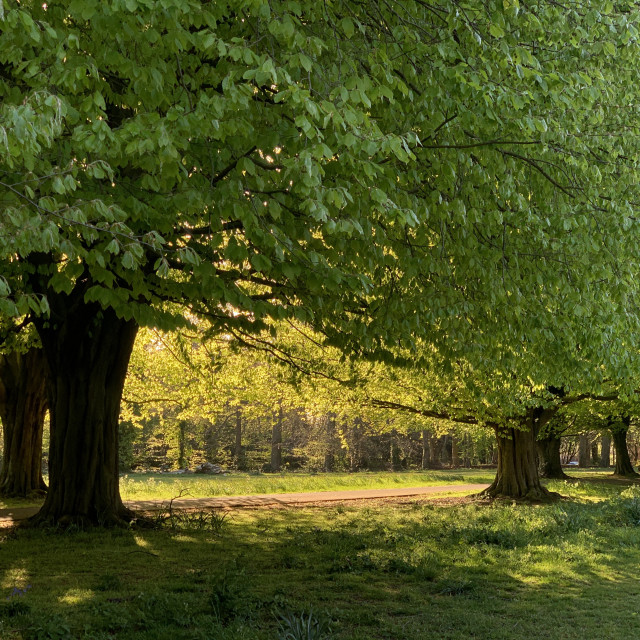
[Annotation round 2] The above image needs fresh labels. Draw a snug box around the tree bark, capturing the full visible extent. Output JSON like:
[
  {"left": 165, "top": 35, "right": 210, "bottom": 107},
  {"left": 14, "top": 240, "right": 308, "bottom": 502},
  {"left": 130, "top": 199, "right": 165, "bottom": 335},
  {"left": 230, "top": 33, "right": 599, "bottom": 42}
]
[
  {"left": 270, "top": 403, "right": 283, "bottom": 472},
  {"left": 31, "top": 303, "right": 138, "bottom": 526},
  {"left": 480, "top": 409, "right": 559, "bottom": 502},
  {"left": 612, "top": 420, "right": 638, "bottom": 477},
  {"left": 0, "top": 348, "right": 48, "bottom": 497},
  {"left": 600, "top": 434, "right": 611, "bottom": 467},
  {"left": 536, "top": 432, "right": 568, "bottom": 479}
]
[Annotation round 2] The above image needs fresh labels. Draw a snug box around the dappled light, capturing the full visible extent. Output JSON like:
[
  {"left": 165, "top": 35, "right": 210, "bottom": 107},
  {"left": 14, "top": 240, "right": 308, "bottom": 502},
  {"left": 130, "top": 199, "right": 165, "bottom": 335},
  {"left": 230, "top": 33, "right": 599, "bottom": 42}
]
[{"left": 4, "top": 481, "right": 640, "bottom": 637}]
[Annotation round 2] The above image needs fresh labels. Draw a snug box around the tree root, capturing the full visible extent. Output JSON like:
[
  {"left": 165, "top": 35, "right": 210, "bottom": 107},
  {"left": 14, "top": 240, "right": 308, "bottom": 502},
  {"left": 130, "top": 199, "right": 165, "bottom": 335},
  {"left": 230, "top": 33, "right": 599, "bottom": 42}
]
[
  {"left": 25, "top": 506, "right": 139, "bottom": 530},
  {"left": 475, "top": 486, "right": 562, "bottom": 504}
]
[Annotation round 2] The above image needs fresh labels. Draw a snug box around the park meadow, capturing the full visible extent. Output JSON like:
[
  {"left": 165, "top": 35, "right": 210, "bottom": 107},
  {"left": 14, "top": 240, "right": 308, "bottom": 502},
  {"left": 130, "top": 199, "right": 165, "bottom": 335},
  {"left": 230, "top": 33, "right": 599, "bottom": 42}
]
[{"left": 3, "top": 471, "right": 640, "bottom": 639}]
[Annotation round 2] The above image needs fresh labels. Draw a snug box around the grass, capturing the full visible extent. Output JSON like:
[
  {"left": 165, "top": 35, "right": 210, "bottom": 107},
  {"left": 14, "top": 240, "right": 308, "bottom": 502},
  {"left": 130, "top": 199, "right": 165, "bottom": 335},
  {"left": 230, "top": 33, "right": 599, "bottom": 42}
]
[
  {"left": 0, "top": 469, "right": 497, "bottom": 510},
  {"left": 3, "top": 477, "right": 640, "bottom": 638},
  {"left": 118, "top": 469, "right": 497, "bottom": 501}
]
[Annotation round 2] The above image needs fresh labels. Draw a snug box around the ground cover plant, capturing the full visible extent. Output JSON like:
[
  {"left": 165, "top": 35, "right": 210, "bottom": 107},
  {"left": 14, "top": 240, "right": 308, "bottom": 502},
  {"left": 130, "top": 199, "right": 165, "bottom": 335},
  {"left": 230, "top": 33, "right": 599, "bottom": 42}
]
[{"left": 3, "top": 478, "right": 640, "bottom": 639}]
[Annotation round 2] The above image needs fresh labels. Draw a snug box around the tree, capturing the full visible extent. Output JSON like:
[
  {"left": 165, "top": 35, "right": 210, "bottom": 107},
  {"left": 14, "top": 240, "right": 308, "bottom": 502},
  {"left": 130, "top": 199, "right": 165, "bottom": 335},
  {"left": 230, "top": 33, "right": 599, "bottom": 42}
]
[
  {"left": 579, "top": 434, "right": 591, "bottom": 468},
  {"left": 536, "top": 416, "right": 570, "bottom": 480},
  {"left": 3, "top": 1, "right": 640, "bottom": 522},
  {"left": 611, "top": 416, "right": 639, "bottom": 478},
  {"left": 270, "top": 403, "right": 284, "bottom": 473},
  {"left": 601, "top": 434, "right": 612, "bottom": 468}
]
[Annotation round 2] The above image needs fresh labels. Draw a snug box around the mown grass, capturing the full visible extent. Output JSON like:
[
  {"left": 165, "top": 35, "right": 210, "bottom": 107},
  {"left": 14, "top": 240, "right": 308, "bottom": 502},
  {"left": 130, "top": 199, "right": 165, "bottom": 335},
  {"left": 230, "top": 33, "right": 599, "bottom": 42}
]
[
  {"left": 118, "top": 469, "right": 498, "bottom": 502},
  {"left": 3, "top": 478, "right": 640, "bottom": 639},
  {"left": 1, "top": 469, "right": 620, "bottom": 510},
  {"left": 0, "top": 469, "right": 496, "bottom": 510}
]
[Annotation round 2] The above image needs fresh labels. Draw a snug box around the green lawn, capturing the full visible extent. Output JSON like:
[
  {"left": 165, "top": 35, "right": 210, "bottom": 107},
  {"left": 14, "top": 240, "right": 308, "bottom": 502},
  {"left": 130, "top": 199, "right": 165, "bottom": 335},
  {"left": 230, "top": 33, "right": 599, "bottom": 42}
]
[
  {"left": 0, "top": 469, "right": 498, "bottom": 510},
  {"left": 3, "top": 476, "right": 640, "bottom": 639},
  {"left": 118, "top": 469, "right": 498, "bottom": 501}
]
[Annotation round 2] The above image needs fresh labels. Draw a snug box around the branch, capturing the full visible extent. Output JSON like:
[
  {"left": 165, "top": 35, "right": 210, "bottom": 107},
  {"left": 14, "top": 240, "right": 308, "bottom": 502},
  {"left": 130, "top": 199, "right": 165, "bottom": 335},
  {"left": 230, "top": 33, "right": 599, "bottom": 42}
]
[
  {"left": 366, "top": 397, "right": 482, "bottom": 425},
  {"left": 498, "top": 149, "right": 576, "bottom": 198},
  {"left": 209, "top": 146, "right": 256, "bottom": 187}
]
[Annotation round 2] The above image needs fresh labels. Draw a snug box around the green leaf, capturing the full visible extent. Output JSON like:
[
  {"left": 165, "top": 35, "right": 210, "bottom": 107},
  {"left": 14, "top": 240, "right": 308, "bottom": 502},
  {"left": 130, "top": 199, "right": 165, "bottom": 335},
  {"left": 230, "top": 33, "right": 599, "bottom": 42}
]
[
  {"left": 298, "top": 53, "right": 313, "bottom": 72},
  {"left": 105, "top": 239, "right": 120, "bottom": 254},
  {"left": 341, "top": 17, "right": 355, "bottom": 38}
]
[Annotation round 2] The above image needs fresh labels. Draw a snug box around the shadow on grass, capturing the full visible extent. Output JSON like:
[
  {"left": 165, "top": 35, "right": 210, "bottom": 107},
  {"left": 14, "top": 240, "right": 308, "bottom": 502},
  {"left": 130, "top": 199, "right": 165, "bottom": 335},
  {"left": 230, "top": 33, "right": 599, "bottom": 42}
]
[{"left": 4, "top": 486, "right": 640, "bottom": 639}]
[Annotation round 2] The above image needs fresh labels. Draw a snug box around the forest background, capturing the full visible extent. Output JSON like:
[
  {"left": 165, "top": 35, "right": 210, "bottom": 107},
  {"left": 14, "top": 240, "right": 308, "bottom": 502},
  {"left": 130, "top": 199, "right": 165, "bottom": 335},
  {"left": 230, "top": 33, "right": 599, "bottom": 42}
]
[{"left": 21, "top": 324, "right": 628, "bottom": 478}]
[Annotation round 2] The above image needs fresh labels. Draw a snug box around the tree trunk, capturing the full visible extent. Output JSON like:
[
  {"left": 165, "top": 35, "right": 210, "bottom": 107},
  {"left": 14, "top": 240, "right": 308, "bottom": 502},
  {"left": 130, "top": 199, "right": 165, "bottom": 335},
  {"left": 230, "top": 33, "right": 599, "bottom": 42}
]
[
  {"left": 270, "top": 403, "right": 283, "bottom": 472},
  {"left": 421, "top": 430, "right": 430, "bottom": 470},
  {"left": 177, "top": 420, "right": 187, "bottom": 469},
  {"left": 441, "top": 434, "right": 452, "bottom": 466},
  {"left": 463, "top": 433, "right": 472, "bottom": 467},
  {"left": 612, "top": 420, "right": 638, "bottom": 477},
  {"left": 601, "top": 434, "right": 611, "bottom": 467},
  {"left": 590, "top": 439, "right": 600, "bottom": 467},
  {"left": 430, "top": 434, "right": 445, "bottom": 468},
  {"left": 389, "top": 429, "right": 401, "bottom": 471},
  {"left": 451, "top": 435, "right": 460, "bottom": 468},
  {"left": 0, "top": 348, "right": 48, "bottom": 497},
  {"left": 480, "top": 409, "right": 559, "bottom": 501},
  {"left": 349, "top": 418, "right": 363, "bottom": 471},
  {"left": 234, "top": 406, "right": 244, "bottom": 469},
  {"left": 536, "top": 432, "right": 568, "bottom": 479},
  {"left": 31, "top": 303, "right": 138, "bottom": 526},
  {"left": 324, "top": 413, "right": 337, "bottom": 472},
  {"left": 578, "top": 434, "right": 590, "bottom": 467}
]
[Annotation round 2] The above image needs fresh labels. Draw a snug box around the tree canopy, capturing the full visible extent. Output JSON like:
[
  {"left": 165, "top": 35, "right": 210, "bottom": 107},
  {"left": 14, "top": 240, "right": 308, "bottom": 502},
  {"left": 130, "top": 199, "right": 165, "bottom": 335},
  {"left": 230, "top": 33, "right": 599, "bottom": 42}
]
[
  {"left": 3, "top": 0, "right": 640, "bottom": 520},
  {"left": 1, "top": 1, "right": 639, "bottom": 354}
]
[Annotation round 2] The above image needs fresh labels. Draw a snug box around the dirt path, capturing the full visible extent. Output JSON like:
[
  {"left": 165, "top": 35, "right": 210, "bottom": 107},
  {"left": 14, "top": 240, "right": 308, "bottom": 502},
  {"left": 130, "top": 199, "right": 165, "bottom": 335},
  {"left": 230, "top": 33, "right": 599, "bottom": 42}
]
[{"left": 0, "top": 483, "right": 489, "bottom": 527}]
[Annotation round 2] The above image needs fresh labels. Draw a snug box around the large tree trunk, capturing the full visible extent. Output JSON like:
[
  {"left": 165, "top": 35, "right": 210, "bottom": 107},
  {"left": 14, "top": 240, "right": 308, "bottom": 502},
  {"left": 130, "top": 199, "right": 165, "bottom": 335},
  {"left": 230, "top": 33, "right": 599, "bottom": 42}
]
[
  {"left": 480, "top": 409, "right": 559, "bottom": 502},
  {"left": 0, "top": 348, "right": 48, "bottom": 497},
  {"left": 31, "top": 303, "right": 138, "bottom": 526},
  {"left": 612, "top": 420, "right": 638, "bottom": 478},
  {"left": 537, "top": 432, "right": 568, "bottom": 479}
]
